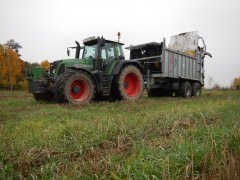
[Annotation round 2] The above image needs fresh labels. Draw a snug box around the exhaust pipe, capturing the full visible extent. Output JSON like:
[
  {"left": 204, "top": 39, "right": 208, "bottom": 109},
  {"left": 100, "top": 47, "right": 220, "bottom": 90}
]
[{"left": 75, "top": 41, "right": 80, "bottom": 59}]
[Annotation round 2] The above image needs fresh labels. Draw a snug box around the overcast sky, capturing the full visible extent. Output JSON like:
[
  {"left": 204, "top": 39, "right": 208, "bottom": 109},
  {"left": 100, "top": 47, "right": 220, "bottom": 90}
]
[{"left": 0, "top": 0, "right": 239, "bottom": 87}]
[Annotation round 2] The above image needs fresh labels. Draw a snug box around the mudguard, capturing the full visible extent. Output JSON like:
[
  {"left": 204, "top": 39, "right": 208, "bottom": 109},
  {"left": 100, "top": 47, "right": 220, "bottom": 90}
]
[{"left": 112, "top": 60, "right": 145, "bottom": 75}]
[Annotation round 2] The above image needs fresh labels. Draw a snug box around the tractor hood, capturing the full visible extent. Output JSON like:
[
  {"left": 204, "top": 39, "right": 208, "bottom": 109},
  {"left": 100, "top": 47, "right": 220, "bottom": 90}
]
[
  {"left": 62, "top": 58, "right": 94, "bottom": 69},
  {"left": 51, "top": 58, "right": 94, "bottom": 79}
]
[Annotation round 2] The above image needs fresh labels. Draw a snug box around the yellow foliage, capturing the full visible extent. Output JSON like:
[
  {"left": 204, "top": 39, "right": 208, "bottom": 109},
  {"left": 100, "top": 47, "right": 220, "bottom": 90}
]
[
  {"left": 17, "top": 80, "right": 28, "bottom": 90},
  {"left": 40, "top": 60, "right": 50, "bottom": 71},
  {"left": 232, "top": 77, "right": 240, "bottom": 89},
  {"left": 0, "top": 44, "right": 24, "bottom": 89}
]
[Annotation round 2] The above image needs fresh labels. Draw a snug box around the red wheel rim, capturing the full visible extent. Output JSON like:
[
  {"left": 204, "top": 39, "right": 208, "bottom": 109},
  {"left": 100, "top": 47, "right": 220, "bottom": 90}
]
[
  {"left": 70, "top": 79, "right": 89, "bottom": 101},
  {"left": 124, "top": 73, "right": 140, "bottom": 97}
]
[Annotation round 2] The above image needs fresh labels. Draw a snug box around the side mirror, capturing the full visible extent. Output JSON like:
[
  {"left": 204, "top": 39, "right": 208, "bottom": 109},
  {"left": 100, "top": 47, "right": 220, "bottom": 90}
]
[{"left": 67, "top": 49, "right": 70, "bottom": 56}]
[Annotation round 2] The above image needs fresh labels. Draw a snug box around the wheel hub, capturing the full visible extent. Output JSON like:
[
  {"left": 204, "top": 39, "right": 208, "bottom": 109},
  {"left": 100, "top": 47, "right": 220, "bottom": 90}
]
[
  {"left": 123, "top": 73, "right": 140, "bottom": 97},
  {"left": 72, "top": 86, "right": 80, "bottom": 94},
  {"left": 70, "top": 79, "right": 89, "bottom": 101}
]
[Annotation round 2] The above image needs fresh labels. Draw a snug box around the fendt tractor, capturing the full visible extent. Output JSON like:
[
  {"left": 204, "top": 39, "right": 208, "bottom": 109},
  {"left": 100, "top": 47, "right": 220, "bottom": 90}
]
[{"left": 26, "top": 32, "right": 211, "bottom": 105}]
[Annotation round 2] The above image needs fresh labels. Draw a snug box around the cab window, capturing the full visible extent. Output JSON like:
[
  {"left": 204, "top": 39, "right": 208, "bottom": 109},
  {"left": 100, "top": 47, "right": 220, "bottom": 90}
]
[
  {"left": 116, "top": 44, "right": 124, "bottom": 58},
  {"left": 82, "top": 45, "right": 97, "bottom": 59},
  {"left": 101, "top": 43, "right": 115, "bottom": 60}
]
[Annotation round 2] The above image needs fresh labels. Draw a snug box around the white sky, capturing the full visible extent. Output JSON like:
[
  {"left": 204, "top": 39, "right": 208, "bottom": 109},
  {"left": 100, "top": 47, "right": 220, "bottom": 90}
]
[{"left": 0, "top": 0, "right": 240, "bottom": 87}]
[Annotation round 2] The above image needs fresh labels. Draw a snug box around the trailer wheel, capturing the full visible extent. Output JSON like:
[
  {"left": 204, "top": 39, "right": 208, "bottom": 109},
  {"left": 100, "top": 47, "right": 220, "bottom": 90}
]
[
  {"left": 117, "top": 65, "right": 144, "bottom": 101},
  {"left": 192, "top": 82, "right": 202, "bottom": 97},
  {"left": 178, "top": 81, "right": 192, "bottom": 98},
  {"left": 56, "top": 71, "right": 95, "bottom": 105}
]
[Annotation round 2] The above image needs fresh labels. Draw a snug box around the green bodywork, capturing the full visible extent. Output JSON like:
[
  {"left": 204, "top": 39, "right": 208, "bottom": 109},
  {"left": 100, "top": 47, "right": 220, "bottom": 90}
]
[
  {"left": 52, "top": 58, "right": 94, "bottom": 79},
  {"left": 26, "top": 45, "right": 121, "bottom": 81},
  {"left": 25, "top": 37, "right": 126, "bottom": 96},
  {"left": 52, "top": 57, "right": 119, "bottom": 78},
  {"left": 103, "top": 60, "right": 119, "bottom": 75},
  {"left": 25, "top": 67, "right": 46, "bottom": 81},
  {"left": 25, "top": 57, "right": 119, "bottom": 81}
]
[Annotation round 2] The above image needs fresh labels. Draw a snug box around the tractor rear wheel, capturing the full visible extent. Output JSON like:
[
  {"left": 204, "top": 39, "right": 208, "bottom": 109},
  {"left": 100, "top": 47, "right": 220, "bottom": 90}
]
[
  {"left": 192, "top": 82, "right": 202, "bottom": 97},
  {"left": 117, "top": 65, "right": 144, "bottom": 101},
  {"left": 55, "top": 71, "right": 95, "bottom": 105}
]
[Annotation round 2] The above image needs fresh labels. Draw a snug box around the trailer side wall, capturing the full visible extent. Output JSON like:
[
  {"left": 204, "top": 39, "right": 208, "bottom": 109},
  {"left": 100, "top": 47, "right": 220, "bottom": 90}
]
[{"left": 162, "top": 48, "right": 203, "bottom": 84}]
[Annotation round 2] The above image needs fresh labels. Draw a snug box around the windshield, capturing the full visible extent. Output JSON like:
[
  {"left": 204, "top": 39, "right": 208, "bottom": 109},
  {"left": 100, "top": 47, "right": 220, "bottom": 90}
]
[{"left": 82, "top": 45, "right": 97, "bottom": 59}]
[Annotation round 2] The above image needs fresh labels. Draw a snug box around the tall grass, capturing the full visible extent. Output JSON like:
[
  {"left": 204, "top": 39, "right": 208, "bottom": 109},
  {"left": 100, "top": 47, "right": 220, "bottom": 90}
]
[{"left": 0, "top": 90, "right": 239, "bottom": 179}]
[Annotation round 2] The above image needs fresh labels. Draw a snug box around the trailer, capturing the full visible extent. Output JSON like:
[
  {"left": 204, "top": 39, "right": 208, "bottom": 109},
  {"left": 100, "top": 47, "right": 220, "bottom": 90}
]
[{"left": 127, "top": 31, "right": 212, "bottom": 97}]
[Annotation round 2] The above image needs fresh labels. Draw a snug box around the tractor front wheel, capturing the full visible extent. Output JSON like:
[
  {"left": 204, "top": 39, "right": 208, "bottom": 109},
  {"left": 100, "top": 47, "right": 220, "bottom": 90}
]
[
  {"left": 56, "top": 71, "right": 95, "bottom": 105},
  {"left": 117, "top": 65, "right": 144, "bottom": 101}
]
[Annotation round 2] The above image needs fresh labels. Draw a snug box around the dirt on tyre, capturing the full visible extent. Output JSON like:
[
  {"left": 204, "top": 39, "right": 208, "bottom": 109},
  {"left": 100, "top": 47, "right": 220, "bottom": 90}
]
[
  {"left": 55, "top": 71, "right": 95, "bottom": 105},
  {"left": 192, "top": 82, "right": 202, "bottom": 97},
  {"left": 177, "top": 81, "right": 192, "bottom": 98},
  {"left": 117, "top": 65, "right": 144, "bottom": 101}
]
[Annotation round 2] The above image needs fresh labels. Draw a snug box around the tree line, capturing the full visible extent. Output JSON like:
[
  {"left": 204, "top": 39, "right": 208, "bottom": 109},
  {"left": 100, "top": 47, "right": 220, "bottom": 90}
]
[{"left": 0, "top": 39, "right": 49, "bottom": 90}]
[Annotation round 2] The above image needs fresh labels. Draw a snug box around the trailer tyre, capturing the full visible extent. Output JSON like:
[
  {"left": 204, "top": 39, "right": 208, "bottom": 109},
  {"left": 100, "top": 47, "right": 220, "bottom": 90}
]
[
  {"left": 56, "top": 71, "right": 95, "bottom": 105},
  {"left": 117, "top": 65, "right": 144, "bottom": 101},
  {"left": 178, "top": 81, "right": 192, "bottom": 98},
  {"left": 192, "top": 82, "right": 202, "bottom": 97}
]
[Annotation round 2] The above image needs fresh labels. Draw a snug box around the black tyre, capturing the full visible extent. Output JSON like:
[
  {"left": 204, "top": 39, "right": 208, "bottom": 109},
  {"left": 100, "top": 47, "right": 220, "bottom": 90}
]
[
  {"left": 117, "top": 65, "right": 144, "bottom": 101},
  {"left": 33, "top": 93, "right": 41, "bottom": 101},
  {"left": 147, "top": 89, "right": 173, "bottom": 97},
  {"left": 33, "top": 92, "right": 55, "bottom": 101},
  {"left": 55, "top": 71, "right": 95, "bottom": 105},
  {"left": 177, "top": 81, "right": 192, "bottom": 98},
  {"left": 192, "top": 82, "right": 202, "bottom": 97}
]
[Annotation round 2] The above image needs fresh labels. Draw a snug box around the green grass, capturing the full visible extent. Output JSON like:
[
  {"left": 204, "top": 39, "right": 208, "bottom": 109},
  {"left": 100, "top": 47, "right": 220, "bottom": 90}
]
[{"left": 0, "top": 90, "right": 240, "bottom": 179}]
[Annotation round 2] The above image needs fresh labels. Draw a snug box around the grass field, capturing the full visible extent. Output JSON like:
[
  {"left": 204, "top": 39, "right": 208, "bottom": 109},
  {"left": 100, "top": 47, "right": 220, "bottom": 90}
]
[{"left": 0, "top": 90, "right": 240, "bottom": 179}]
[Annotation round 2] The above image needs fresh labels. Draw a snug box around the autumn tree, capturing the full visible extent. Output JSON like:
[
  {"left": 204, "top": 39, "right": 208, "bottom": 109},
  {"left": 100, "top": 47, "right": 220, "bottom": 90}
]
[
  {"left": 40, "top": 60, "right": 50, "bottom": 71},
  {"left": 0, "top": 45, "right": 6, "bottom": 86},
  {"left": 0, "top": 44, "right": 22, "bottom": 90},
  {"left": 0, "top": 40, "right": 50, "bottom": 90},
  {"left": 231, "top": 77, "right": 240, "bottom": 90},
  {"left": 6, "top": 39, "right": 22, "bottom": 56}
]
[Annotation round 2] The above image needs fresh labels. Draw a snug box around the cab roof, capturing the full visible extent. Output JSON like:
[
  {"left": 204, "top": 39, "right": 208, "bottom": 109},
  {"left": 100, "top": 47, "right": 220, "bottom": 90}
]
[{"left": 83, "top": 36, "right": 124, "bottom": 46}]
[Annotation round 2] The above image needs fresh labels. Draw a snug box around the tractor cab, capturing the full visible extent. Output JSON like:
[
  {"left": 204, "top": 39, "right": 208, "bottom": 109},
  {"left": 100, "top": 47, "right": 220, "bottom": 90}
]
[{"left": 82, "top": 36, "right": 125, "bottom": 70}]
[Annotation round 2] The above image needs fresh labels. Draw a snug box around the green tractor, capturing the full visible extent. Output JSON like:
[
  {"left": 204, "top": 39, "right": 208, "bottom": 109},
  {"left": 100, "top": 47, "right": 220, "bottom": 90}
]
[{"left": 26, "top": 36, "right": 145, "bottom": 105}]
